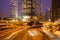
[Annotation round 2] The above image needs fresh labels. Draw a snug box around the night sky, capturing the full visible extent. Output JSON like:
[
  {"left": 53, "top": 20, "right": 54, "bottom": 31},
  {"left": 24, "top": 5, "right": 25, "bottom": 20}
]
[
  {"left": 0, "top": 0, "right": 51, "bottom": 17},
  {"left": 41, "top": 0, "right": 51, "bottom": 15}
]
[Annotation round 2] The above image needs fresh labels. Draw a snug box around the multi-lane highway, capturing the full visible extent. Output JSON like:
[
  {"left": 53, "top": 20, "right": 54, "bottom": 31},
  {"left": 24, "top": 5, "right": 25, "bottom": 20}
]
[
  {"left": 0, "top": 25, "right": 57, "bottom": 40},
  {"left": 12, "top": 28, "right": 50, "bottom": 40}
]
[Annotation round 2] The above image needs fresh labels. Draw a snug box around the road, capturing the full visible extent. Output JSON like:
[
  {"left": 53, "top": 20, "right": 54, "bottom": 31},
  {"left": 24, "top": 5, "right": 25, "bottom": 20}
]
[
  {"left": 6, "top": 28, "right": 52, "bottom": 40},
  {"left": 0, "top": 26, "right": 55, "bottom": 40},
  {"left": 12, "top": 28, "right": 48, "bottom": 40},
  {"left": 0, "top": 25, "right": 28, "bottom": 40}
]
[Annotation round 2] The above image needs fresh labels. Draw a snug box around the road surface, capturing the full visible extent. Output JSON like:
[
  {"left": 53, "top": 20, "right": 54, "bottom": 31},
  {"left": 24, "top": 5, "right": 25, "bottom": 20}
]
[
  {"left": 7, "top": 28, "right": 51, "bottom": 40},
  {"left": 0, "top": 26, "right": 54, "bottom": 40}
]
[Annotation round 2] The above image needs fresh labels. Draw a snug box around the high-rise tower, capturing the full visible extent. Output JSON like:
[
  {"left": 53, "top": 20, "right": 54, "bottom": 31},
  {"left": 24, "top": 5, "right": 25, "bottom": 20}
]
[
  {"left": 10, "top": 0, "right": 18, "bottom": 18},
  {"left": 52, "top": 0, "right": 60, "bottom": 21},
  {"left": 22, "top": 0, "right": 35, "bottom": 16},
  {"left": 22, "top": 0, "right": 42, "bottom": 20},
  {"left": 35, "top": 0, "right": 42, "bottom": 20}
]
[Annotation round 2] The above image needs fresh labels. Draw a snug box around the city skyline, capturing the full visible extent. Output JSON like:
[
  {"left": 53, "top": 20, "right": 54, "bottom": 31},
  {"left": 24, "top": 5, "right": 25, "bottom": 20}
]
[{"left": 0, "top": 0, "right": 51, "bottom": 17}]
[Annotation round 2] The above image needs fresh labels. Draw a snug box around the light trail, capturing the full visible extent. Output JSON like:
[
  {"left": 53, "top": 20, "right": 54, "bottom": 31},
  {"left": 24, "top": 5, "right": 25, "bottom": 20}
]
[{"left": 5, "top": 27, "right": 28, "bottom": 40}]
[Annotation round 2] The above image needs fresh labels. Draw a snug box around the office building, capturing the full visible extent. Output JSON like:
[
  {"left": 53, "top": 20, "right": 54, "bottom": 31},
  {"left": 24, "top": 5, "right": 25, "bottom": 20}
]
[{"left": 10, "top": 0, "right": 18, "bottom": 18}]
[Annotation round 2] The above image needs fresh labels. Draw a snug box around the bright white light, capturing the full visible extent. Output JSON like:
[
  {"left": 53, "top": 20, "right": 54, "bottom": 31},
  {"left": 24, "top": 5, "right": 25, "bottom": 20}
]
[
  {"left": 49, "top": 19, "right": 51, "bottom": 21},
  {"left": 12, "top": 19, "right": 15, "bottom": 21},
  {"left": 28, "top": 31, "right": 34, "bottom": 36},
  {"left": 21, "top": 16, "right": 30, "bottom": 22},
  {"left": 21, "top": 18, "right": 27, "bottom": 22},
  {"left": 28, "top": 29, "right": 38, "bottom": 36},
  {"left": 22, "top": 16, "right": 30, "bottom": 19}
]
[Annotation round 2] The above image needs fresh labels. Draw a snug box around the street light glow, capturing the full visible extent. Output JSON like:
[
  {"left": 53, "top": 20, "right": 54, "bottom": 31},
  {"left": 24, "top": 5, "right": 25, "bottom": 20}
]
[{"left": 12, "top": 19, "right": 15, "bottom": 21}]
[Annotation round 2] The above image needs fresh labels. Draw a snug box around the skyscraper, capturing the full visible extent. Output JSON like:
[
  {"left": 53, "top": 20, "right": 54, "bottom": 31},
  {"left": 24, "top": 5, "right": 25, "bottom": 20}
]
[
  {"left": 10, "top": 0, "right": 18, "bottom": 18},
  {"left": 35, "top": 0, "right": 42, "bottom": 20},
  {"left": 52, "top": 0, "right": 60, "bottom": 21},
  {"left": 22, "top": 0, "right": 42, "bottom": 20},
  {"left": 22, "top": 0, "right": 35, "bottom": 16}
]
